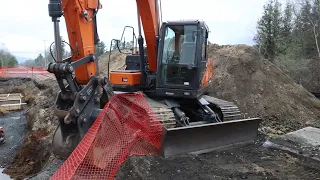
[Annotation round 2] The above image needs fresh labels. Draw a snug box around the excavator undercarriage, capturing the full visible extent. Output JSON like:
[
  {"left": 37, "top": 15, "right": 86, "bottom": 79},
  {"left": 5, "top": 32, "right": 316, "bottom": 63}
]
[{"left": 142, "top": 95, "right": 261, "bottom": 157}]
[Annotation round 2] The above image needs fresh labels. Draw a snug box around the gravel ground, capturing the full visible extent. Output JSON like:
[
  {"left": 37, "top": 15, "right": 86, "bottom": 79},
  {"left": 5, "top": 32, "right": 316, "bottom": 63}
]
[{"left": 0, "top": 111, "right": 27, "bottom": 167}]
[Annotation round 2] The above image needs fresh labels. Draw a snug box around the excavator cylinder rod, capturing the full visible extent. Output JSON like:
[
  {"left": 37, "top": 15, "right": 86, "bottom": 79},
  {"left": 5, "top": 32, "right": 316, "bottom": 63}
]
[{"left": 160, "top": 117, "right": 261, "bottom": 157}]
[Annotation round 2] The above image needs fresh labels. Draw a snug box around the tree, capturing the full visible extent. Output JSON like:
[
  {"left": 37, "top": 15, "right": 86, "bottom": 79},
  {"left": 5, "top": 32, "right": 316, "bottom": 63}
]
[
  {"left": 0, "top": 49, "right": 18, "bottom": 67},
  {"left": 254, "top": 0, "right": 282, "bottom": 61},
  {"left": 50, "top": 36, "right": 67, "bottom": 61},
  {"left": 34, "top": 53, "right": 44, "bottom": 67},
  {"left": 279, "top": 1, "right": 293, "bottom": 53},
  {"left": 96, "top": 41, "right": 106, "bottom": 57},
  {"left": 254, "top": 0, "right": 320, "bottom": 91}
]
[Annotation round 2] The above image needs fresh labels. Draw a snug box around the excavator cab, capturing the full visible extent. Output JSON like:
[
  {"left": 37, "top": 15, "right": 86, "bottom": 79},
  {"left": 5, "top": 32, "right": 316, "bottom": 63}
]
[
  {"left": 111, "top": 20, "right": 211, "bottom": 98},
  {"left": 156, "top": 20, "right": 211, "bottom": 98}
]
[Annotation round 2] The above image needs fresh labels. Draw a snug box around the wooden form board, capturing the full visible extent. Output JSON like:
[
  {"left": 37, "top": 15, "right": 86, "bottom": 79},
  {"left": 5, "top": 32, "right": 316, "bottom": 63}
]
[{"left": 0, "top": 93, "right": 27, "bottom": 111}]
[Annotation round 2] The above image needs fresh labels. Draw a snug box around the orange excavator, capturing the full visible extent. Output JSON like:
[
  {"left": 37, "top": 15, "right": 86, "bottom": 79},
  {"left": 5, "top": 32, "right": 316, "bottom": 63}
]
[{"left": 47, "top": 0, "right": 261, "bottom": 159}]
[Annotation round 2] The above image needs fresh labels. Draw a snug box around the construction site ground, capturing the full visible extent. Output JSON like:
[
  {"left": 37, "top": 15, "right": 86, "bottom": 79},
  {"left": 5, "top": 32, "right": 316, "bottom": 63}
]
[
  {"left": 0, "top": 112, "right": 27, "bottom": 167},
  {"left": 0, "top": 44, "right": 320, "bottom": 180}
]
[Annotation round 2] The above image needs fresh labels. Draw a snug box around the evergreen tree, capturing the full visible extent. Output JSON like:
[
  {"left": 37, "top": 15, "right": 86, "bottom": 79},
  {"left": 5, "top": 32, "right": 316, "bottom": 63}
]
[
  {"left": 254, "top": 0, "right": 320, "bottom": 91},
  {"left": 279, "top": 1, "right": 293, "bottom": 53},
  {"left": 96, "top": 41, "right": 106, "bottom": 57},
  {"left": 0, "top": 49, "right": 18, "bottom": 67},
  {"left": 254, "top": 0, "right": 282, "bottom": 61},
  {"left": 51, "top": 36, "right": 67, "bottom": 61}
]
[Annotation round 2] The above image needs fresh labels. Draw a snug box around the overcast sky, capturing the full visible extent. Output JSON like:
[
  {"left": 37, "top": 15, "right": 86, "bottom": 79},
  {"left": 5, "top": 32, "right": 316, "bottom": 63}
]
[{"left": 0, "top": 0, "right": 269, "bottom": 59}]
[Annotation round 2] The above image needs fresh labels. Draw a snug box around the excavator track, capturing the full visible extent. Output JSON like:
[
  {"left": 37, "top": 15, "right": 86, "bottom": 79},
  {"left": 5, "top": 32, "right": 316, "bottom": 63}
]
[
  {"left": 145, "top": 95, "right": 260, "bottom": 157},
  {"left": 114, "top": 92, "right": 261, "bottom": 158},
  {"left": 144, "top": 94, "right": 248, "bottom": 128},
  {"left": 144, "top": 96, "right": 176, "bottom": 129},
  {"left": 201, "top": 95, "right": 247, "bottom": 121}
]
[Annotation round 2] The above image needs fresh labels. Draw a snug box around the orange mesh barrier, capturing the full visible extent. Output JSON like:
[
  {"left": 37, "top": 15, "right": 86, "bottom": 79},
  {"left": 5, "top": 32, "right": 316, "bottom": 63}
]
[
  {"left": 0, "top": 66, "right": 54, "bottom": 79},
  {"left": 51, "top": 92, "right": 163, "bottom": 180},
  {"left": 0, "top": 69, "right": 6, "bottom": 78}
]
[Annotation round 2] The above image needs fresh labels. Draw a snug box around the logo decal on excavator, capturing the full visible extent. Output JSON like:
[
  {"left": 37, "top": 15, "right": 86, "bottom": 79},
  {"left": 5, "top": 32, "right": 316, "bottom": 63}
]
[{"left": 122, "top": 78, "right": 128, "bottom": 82}]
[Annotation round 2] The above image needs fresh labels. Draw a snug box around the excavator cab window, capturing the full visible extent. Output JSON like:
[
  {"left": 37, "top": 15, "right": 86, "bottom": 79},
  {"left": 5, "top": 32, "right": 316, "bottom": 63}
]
[
  {"left": 162, "top": 25, "right": 197, "bottom": 65},
  {"left": 160, "top": 24, "right": 198, "bottom": 86}
]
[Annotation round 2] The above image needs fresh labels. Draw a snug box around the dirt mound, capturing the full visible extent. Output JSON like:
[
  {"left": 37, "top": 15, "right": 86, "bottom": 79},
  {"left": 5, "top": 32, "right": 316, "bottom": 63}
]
[
  {"left": 98, "top": 50, "right": 127, "bottom": 76},
  {"left": 207, "top": 44, "right": 320, "bottom": 134}
]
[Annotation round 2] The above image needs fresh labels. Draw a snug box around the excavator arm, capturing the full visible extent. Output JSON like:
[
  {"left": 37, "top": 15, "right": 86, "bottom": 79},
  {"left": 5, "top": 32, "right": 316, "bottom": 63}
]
[
  {"left": 48, "top": 0, "right": 101, "bottom": 84},
  {"left": 49, "top": 0, "right": 159, "bottom": 83},
  {"left": 47, "top": 0, "right": 113, "bottom": 159},
  {"left": 135, "top": 0, "right": 159, "bottom": 72},
  {"left": 47, "top": 0, "right": 161, "bottom": 159}
]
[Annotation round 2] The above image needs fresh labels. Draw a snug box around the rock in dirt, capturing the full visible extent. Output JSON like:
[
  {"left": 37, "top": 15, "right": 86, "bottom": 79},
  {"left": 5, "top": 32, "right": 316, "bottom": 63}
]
[
  {"left": 264, "top": 127, "right": 320, "bottom": 161},
  {"left": 207, "top": 44, "right": 320, "bottom": 133},
  {"left": 285, "top": 127, "right": 320, "bottom": 146}
]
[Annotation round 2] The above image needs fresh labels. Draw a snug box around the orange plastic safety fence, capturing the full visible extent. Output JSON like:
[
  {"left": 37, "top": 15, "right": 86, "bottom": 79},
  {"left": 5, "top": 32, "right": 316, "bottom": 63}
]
[
  {"left": 0, "top": 69, "right": 6, "bottom": 78},
  {"left": 0, "top": 66, "right": 54, "bottom": 79},
  {"left": 51, "top": 93, "right": 163, "bottom": 180}
]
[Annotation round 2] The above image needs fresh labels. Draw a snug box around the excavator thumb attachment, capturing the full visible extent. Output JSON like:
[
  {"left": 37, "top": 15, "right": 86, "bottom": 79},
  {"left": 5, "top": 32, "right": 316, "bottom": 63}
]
[{"left": 160, "top": 118, "right": 261, "bottom": 157}]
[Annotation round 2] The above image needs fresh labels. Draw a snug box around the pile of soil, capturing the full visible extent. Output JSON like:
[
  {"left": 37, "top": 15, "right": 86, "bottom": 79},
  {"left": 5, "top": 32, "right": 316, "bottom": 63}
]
[
  {"left": 0, "top": 77, "right": 59, "bottom": 180},
  {"left": 207, "top": 44, "right": 320, "bottom": 134},
  {"left": 98, "top": 50, "right": 127, "bottom": 76}
]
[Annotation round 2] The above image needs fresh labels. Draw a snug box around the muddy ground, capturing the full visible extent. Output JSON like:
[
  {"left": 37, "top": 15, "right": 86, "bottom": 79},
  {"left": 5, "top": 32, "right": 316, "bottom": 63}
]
[
  {"left": 0, "top": 112, "right": 27, "bottom": 167},
  {"left": 116, "top": 134, "right": 320, "bottom": 180},
  {"left": 1, "top": 44, "right": 320, "bottom": 179}
]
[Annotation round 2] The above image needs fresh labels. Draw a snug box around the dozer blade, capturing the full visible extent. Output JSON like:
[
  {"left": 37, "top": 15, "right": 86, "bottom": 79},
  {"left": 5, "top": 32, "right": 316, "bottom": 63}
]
[{"left": 160, "top": 117, "right": 261, "bottom": 158}]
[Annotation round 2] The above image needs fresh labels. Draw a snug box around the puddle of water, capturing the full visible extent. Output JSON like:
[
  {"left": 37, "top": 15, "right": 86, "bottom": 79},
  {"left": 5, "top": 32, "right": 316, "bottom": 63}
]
[{"left": 0, "top": 168, "right": 12, "bottom": 180}]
